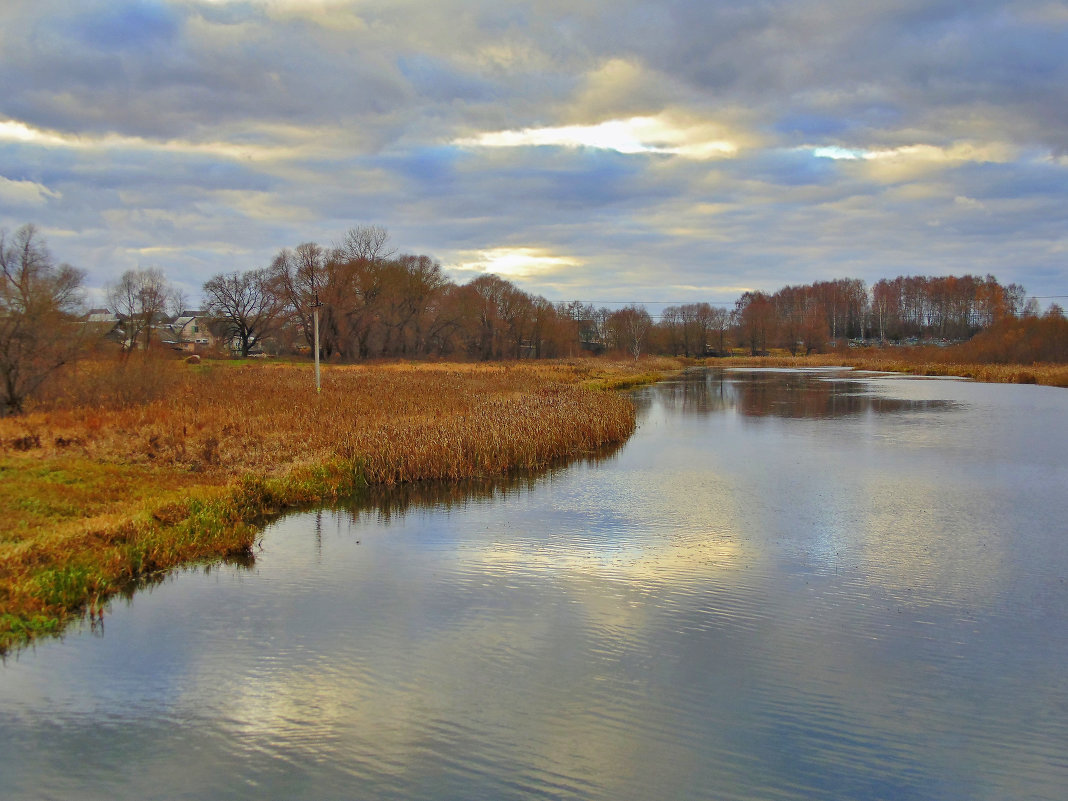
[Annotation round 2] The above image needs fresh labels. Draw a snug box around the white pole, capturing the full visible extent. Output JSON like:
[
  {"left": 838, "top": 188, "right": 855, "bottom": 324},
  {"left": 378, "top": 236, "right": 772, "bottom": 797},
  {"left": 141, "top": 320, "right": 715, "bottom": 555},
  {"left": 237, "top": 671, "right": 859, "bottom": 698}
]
[{"left": 312, "top": 293, "right": 322, "bottom": 393}]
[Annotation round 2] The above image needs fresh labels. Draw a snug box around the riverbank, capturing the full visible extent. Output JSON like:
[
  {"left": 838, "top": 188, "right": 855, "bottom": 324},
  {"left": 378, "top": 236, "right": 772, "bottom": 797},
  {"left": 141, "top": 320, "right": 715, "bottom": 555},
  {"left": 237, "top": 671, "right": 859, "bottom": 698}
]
[
  {"left": 0, "top": 358, "right": 681, "bottom": 654},
  {"left": 714, "top": 353, "right": 1068, "bottom": 387}
]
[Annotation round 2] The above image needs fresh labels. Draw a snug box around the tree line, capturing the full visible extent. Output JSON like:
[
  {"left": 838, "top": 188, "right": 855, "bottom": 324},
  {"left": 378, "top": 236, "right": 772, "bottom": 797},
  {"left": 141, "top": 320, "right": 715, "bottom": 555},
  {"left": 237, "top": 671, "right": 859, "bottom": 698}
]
[
  {"left": 1, "top": 221, "right": 1060, "bottom": 416},
  {"left": 105, "top": 225, "right": 679, "bottom": 362},
  {"left": 201, "top": 229, "right": 1046, "bottom": 361},
  {"left": 723, "top": 275, "right": 1037, "bottom": 356}
]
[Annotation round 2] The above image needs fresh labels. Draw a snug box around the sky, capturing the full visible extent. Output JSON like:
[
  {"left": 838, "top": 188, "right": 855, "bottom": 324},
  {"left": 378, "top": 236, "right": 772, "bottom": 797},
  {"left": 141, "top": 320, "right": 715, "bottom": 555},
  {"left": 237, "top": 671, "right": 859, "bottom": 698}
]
[{"left": 1, "top": 0, "right": 1067, "bottom": 309}]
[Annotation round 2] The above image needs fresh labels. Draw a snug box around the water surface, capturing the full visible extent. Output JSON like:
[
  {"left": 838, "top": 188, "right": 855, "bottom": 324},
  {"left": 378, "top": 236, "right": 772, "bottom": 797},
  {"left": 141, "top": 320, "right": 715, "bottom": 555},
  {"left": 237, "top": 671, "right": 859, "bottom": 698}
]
[{"left": 3, "top": 368, "right": 1067, "bottom": 800}]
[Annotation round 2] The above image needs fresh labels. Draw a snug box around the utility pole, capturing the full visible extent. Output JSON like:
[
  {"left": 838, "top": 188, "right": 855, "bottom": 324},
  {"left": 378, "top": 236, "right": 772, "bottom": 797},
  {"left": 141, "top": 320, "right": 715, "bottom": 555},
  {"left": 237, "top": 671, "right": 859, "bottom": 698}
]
[{"left": 312, "top": 292, "right": 323, "bottom": 393}]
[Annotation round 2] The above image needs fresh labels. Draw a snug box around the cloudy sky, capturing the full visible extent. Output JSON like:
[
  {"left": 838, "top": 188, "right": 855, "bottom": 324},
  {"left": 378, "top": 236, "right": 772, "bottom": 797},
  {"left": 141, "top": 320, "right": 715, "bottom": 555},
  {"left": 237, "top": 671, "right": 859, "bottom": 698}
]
[{"left": 1, "top": 0, "right": 1067, "bottom": 307}]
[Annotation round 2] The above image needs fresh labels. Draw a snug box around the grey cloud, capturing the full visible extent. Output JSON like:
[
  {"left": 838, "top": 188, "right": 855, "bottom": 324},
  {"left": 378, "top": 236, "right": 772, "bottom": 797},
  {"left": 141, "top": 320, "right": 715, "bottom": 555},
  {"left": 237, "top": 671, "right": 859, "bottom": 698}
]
[{"left": 1, "top": 0, "right": 1066, "bottom": 303}]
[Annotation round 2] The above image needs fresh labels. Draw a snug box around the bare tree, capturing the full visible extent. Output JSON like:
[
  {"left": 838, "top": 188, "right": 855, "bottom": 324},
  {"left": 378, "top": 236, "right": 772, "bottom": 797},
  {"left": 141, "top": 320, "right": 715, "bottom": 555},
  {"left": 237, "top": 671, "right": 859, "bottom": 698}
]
[
  {"left": 107, "top": 268, "right": 171, "bottom": 352},
  {"left": 168, "top": 286, "right": 191, "bottom": 319},
  {"left": 0, "top": 224, "right": 85, "bottom": 415},
  {"left": 203, "top": 269, "right": 282, "bottom": 357},
  {"left": 337, "top": 224, "right": 394, "bottom": 264},
  {"left": 270, "top": 243, "right": 329, "bottom": 354}
]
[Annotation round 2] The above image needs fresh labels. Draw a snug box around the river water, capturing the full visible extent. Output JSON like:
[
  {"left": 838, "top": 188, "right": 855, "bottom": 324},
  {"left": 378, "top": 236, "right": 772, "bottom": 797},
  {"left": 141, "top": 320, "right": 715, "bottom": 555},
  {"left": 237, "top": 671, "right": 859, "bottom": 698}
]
[{"left": 3, "top": 368, "right": 1067, "bottom": 800}]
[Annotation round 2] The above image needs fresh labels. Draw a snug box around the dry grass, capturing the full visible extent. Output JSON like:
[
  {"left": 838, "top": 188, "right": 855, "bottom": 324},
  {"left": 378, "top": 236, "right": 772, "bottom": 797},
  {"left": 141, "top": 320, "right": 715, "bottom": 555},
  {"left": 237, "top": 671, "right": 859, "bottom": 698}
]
[
  {"left": 713, "top": 353, "right": 1068, "bottom": 387},
  {"left": 0, "top": 357, "right": 679, "bottom": 653}
]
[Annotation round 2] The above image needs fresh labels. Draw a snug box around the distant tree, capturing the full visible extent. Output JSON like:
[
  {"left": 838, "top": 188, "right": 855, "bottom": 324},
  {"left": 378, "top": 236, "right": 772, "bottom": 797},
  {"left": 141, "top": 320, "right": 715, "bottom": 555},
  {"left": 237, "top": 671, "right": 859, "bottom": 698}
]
[
  {"left": 0, "top": 224, "right": 85, "bottom": 416},
  {"left": 810, "top": 278, "right": 867, "bottom": 341},
  {"left": 108, "top": 267, "right": 171, "bottom": 352},
  {"left": 1003, "top": 283, "right": 1028, "bottom": 317},
  {"left": 337, "top": 224, "right": 394, "bottom": 264},
  {"left": 377, "top": 254, "right": 449, "bottom": 357},
  {"left": 531, "top": 296, "right": 573, "bottom": 357},
  {"left": 498, "top": 282, "right": 535, "bottom": 359},
  {"left": 270, "top": 242, "right": 330, "bottom": 355},
  {"left": 684, "top": 302, "right": 719, "bottom": 356},
  {"left": 956, "top": 306, "right": 1068, "bottom": 363},
  {"left": 168, "top": 286, "right": 191, "bottom": 319},
  {"left": 772, "top": 285, "right": 829, "bottom": 354},
  {"left": 466, "top": 274, "right": 512, "bottom": 359},
  {"left": 609, "top": 305, "right": 653, "bottom": 360},
  {"left": 203, "top": 269, "right": 283, "bottom": 357},
  {"left": 871, "top": 278, "right": 901, "bottom": 341},
  {"left": 709, "top": 306, "right": 731, "bottom": 355},
  {"left": 422, "top": 284, "right": 469, "bottom": 356},
  {"left": 659, "top": 306, "right": 684, "bottom": 356},
  {"left": 734, "top": 292, "right": 776, "bottom": 355}
]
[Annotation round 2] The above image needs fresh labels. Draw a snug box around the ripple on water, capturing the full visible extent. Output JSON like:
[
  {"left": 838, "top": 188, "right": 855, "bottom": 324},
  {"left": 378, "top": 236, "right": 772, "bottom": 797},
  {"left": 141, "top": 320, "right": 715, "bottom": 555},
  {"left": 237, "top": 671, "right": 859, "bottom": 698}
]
[{"left": 3, "top": 370, "right": 1068, "bottom": 800}]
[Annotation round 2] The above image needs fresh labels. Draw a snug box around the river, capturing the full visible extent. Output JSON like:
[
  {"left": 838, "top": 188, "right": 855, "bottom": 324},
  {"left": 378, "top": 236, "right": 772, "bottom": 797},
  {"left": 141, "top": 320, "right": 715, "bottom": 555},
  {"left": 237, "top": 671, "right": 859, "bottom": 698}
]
[{"left": 2, "top": 368, "right": 1067, "bottom": 800}]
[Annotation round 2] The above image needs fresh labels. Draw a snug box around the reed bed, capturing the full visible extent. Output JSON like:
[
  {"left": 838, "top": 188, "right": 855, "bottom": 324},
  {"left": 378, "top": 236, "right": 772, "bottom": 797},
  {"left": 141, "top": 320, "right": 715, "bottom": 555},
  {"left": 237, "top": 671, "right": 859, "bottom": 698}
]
[
  {"left": 714, "top": 353, "right": 1068, "bottom": 387},
  {"left": 0, "top": 358, "right": 673, "bottom": 653}
]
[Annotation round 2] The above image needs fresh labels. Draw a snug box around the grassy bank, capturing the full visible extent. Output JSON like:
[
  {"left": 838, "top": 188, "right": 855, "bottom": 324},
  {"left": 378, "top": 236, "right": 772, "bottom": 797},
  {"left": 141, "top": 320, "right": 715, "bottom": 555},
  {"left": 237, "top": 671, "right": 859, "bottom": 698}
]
[
  {"left": 713, "top": 353, "right": 1068, "bottom": 387},
  {"left": 0, "top": 357, "right": 680, "bottom": 654}
]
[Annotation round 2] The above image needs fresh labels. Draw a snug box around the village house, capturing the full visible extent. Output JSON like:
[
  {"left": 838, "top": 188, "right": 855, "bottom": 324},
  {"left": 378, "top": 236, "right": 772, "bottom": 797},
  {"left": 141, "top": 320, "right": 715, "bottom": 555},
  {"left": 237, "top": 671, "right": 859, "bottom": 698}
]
[
  {"left": 164, "top": 311, "right": 216, "bottom": 353},
  {"left": 82, "top": 308, "right": 124, "bottom": 345}
]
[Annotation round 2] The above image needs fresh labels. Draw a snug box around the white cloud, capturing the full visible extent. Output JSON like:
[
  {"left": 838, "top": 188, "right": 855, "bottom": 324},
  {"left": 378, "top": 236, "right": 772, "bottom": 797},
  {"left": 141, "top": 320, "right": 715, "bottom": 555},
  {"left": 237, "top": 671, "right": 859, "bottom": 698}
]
[
  {"left": 455, "top": 114, "right": 740, "bottom": 159},
  {"left": 810, "top": 141, "right": 1017, "bottom": 165},
  {"left": 0, "top": 118, "right": 298, "bottom": 162},
  {"left": 953, "top": 195, "right": 986, "bottom": 210},
  {"left": 811, "top": 146, "right": 867, "bottom": 160},
  {"left": 0, "top": 175, "right": 61, "bottom": 207}
]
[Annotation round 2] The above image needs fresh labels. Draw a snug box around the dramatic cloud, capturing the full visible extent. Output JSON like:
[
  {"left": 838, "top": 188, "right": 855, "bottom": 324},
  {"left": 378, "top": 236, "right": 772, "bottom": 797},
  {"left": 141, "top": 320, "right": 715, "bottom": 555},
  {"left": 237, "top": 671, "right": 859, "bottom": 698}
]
[{"left": 1, "top": 0, "right": 1066, "bottom": 303}]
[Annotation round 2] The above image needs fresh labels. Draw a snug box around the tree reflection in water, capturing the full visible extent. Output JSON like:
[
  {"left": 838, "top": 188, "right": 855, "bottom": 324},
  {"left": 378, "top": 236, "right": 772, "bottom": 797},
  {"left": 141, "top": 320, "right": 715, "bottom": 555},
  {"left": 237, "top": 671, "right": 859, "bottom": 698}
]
[{"left": 634, "top": 368, "right": 956, "bottom": 420}]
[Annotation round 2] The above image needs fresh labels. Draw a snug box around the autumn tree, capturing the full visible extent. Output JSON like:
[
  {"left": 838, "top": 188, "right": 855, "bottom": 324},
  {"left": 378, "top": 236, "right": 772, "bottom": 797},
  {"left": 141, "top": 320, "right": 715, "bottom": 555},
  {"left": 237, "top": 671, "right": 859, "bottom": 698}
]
[
  {"left": 609, "top": 305, "right": 653, "bottom": 360},
  {"left": 203, "top": 268, "right": 283, "bottom": 357},
  {"left": 421, "top": 283, "right": 469, "bottom": 356},
  {"left": 773, "top": 285, "right": 827, "bottom": 355},
  {"left": 531, "top": 297, "right": 575, "bottom": 357},
  {"left": 0, "top": 225, "right": 85, "bottom": 416},
  {"left": 377, "top": 254, "right": 449, "bottom": 357},
  {"left": 734, "top": 292, "right": 776, "bottom": 355},
  {"left": 955, "top": 303, "right": 1067, "bottom": 363},
  {"left": 466, "top": 274, "right": 511, "bottom": 359},
  {"left": 812, "top": 279, "right": 867, "bottom": 341},
  {"left": 498, "top": 282, "right": 535, "bottom": 358}
]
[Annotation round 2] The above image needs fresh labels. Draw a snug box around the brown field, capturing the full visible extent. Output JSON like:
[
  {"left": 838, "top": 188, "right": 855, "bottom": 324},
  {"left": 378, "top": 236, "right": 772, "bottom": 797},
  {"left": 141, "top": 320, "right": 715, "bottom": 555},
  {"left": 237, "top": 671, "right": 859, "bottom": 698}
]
[{"left": 0, "top": 357, "right": 681, "bottom": 654}]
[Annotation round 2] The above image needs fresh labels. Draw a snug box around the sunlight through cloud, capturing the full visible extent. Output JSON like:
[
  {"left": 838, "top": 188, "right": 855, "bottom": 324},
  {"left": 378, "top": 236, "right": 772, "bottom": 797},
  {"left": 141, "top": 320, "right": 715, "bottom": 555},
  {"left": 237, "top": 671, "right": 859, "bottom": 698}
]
[
  {"left": 451, "top": 247, "right": 582, "bottom": 279},
  {"left": 0, "top": 118, "right": 294, "bottom": 162},
  {"left": 455, "top": 116, "right": 739, "bottom": 159},
  {"left": 810, "top": 142, "right": 1016, "bottom": 164}
]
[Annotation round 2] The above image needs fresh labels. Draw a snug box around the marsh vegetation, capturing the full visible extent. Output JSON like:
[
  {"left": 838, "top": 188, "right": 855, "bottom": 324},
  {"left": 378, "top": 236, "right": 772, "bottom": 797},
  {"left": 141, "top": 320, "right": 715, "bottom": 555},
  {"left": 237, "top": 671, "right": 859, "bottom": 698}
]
[{"left": 0, "top": 357, "right": 675, "bottom": 653}]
